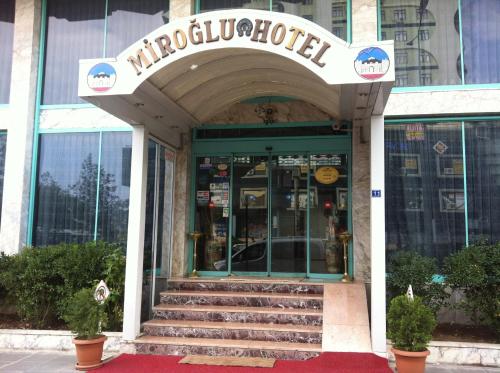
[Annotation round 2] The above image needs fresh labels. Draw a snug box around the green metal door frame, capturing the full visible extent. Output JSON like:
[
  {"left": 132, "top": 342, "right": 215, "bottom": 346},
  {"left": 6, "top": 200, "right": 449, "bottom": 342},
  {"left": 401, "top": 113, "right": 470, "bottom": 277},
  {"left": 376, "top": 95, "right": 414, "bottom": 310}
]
[{"left": 190, "top": 130, "right": 352, "bottom": 279}]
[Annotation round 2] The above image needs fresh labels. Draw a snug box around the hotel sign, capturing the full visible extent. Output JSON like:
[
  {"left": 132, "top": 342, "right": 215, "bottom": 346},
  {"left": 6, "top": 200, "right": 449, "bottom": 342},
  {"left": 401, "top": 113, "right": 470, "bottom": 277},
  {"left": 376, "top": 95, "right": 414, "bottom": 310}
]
[{"left": 79, "top": 9, "right": 394, "bottom": 97}]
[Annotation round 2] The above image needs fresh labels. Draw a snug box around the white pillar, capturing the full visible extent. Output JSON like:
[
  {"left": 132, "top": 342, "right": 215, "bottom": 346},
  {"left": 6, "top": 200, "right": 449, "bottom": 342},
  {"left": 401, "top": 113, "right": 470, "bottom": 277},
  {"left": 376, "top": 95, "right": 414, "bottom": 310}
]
[
  {"left": 0, "top": 0, "right": 41, "bottom": 253},
  {"left": 370, "top": 114, "right": 386, "bottom": 355},
  {"left": 123, "top": 125, "right": 149, "bottom": 341}
]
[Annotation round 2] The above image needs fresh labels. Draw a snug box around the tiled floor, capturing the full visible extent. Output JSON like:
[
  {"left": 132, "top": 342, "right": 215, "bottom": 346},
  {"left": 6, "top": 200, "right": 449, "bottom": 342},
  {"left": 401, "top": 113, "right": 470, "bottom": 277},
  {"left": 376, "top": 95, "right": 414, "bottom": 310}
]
[{"left": 0, "top": 350, "right": 498, "bottom": 372}]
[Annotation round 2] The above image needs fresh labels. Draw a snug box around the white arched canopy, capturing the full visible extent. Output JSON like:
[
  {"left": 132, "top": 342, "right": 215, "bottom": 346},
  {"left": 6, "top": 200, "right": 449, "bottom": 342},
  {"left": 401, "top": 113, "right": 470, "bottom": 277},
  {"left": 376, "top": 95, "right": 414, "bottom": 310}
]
[{"left": 78, "top": 9, "right": 394, "bottom": 147}]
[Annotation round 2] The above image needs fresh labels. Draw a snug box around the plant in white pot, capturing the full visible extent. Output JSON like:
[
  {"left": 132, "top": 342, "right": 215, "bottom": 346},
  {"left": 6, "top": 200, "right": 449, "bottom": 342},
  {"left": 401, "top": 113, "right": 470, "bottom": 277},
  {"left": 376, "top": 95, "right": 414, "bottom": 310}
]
[
  {"left": 63, "top": 284, "right": 109, "bottom": 371},
  {"left": 387, "top": 287, "right": 437, "bottom": 373}
]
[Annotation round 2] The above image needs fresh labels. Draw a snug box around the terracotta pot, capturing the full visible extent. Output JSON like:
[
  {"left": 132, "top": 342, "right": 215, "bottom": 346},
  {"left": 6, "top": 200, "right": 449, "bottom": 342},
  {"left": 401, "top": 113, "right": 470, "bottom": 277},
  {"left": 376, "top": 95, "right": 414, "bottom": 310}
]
[
  {"left": 392, "top": 347, "right": 430, "bottom": 373},
  {"left": 73, "top": 335, "right": 107, "bottom": 371}
]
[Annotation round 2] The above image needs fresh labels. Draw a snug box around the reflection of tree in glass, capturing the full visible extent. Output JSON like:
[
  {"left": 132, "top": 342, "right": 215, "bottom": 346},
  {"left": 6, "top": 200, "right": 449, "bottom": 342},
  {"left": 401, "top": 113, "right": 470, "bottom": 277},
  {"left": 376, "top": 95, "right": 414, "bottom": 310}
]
[{"left": 37, "top": 154, "right": 128, "bottom": 246}]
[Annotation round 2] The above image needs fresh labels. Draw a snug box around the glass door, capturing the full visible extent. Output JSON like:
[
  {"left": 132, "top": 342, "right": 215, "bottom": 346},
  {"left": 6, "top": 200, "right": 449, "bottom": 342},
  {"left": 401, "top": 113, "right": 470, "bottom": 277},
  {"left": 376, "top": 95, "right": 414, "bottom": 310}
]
[
  {"left": 270, "top": 155, "right": 308, "bottom": 275},
  {"left": 193, "top": 150, "right": 351, "bottom": 278},
  {"left": 231, "top": 155, "right": 269, "bottom": 275}
]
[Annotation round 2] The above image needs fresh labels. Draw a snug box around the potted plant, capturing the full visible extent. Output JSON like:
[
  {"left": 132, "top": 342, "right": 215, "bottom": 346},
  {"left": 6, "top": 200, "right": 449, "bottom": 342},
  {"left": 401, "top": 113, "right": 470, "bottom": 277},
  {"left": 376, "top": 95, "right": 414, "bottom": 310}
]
[
  {"left": 63, "top": 287, "right": 108, "bottom": 371},
  {"left": 387, "top": 292, "right": 437, "bottom": 373}
]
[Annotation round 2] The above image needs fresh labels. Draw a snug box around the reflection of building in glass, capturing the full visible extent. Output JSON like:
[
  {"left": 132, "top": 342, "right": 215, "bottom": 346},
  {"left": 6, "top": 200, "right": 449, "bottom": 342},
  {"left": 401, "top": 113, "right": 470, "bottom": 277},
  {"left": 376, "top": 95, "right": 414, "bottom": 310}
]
[{"left": 381, "top": 0, "right": 461, "bottom": 87}]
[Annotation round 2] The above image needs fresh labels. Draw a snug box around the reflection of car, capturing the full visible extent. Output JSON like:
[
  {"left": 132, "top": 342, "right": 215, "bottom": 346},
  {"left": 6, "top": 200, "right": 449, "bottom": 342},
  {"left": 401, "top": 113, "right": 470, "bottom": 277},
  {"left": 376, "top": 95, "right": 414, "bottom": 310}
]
[{"left": 214, "top": 237, "right": 330, "bottom": 273}]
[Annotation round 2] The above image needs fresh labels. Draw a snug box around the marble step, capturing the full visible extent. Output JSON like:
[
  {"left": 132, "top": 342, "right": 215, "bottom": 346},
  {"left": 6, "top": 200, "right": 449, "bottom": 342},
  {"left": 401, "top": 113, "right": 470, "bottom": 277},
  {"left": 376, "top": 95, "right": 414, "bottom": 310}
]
[
  {"left": 134, "top": 335, "right": 322, "bottom": 360},
  {"left": 142, "top": 319, "right": 322, "bottom": 343},
  {"left": 160, "top": 290, "right": 323, "bottom": 309},
  {"left": 153, "top": 304, "right": 323, "bottom": 325},
  {"left": 167, "top": 278, "right": 324, "bottom": 295}
]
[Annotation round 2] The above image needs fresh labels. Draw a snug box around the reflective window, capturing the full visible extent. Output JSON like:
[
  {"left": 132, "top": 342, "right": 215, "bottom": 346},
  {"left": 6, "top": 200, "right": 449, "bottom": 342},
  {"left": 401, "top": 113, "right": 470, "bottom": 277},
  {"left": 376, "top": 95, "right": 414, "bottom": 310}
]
[
  {"left": 199, "top": 0, "right": 269, "bottom": 11},
  {"left": 43, "top": 0, "right": 105, "bottom": 104},
  {"left": 0, "top": 0, "right": 15, "bottom": 104},
  {"left": 34, "top": 133, "right": 100, "bottom": 245},
  {"left": 0, "top": 133, "right": 6, "bottom": 225},
  {"left": 381, "top": 0, "right": 500, "bottom": 86},
  {"left": 96, "top": 132, "right": 132, "bottom": 246},
  {"left": 385, "top": 122, "right": 466, "bottom": 264},
  {"left": 380, "top": 0, "right": 461, "bottom": 87},
  {"left": 275, "top": 0, "right": 349, "bottom": 41},
  {"left": 106, "top": 0, "right": 169, "bottom": 57},
  {"left": 461, "top": 0, "right": 500, "bottom": 84},
  {"left": 34, "top": 131, "right": 132, "bottom": 246},
  {"left": 43, "top": 0, "right": 169, "bottom": 104},
  {"left": 199, "top": 1, "right": 350, "bottom": 41}
]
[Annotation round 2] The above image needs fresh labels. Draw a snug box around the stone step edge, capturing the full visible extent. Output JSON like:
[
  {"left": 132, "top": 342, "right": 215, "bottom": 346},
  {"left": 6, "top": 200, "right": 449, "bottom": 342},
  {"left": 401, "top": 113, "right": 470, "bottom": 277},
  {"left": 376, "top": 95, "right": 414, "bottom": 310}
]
[
  {"left": 134, "top": 335, "right": 322, "bottom": 352},
  {"left": 153, "top": 304, "right": 323, "bottom": 315},
  {"left": 142, "top": 319, "right": 323, "bottom": 333},
  {"left": 168, "top": 278, "right": 325, "bottom": 287},
  {"left": 160, "top": 290, "right": 323, "bottom": 300}
]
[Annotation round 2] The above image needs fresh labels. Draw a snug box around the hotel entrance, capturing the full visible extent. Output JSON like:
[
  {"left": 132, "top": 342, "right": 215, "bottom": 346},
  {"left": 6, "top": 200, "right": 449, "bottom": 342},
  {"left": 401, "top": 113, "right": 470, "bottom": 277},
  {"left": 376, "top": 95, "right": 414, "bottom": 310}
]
[{"left": 190, "top": 124, "right": 351, "bottom": 279}]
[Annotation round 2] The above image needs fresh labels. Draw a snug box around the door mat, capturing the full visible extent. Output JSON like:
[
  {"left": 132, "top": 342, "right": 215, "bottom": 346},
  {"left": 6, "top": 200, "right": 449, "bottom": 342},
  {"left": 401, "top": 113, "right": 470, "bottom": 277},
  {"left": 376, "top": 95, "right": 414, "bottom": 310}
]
[{"left": 179, "top": 355, "right": 276, "bottom": 368}]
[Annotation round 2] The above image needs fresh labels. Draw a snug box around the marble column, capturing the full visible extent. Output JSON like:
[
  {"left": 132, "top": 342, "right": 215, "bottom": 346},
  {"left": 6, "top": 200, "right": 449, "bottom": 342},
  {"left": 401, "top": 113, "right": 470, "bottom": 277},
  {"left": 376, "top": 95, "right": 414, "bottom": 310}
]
[
  {"left": 123, "top": 126, "right": 149, "bottom": 341},
  {"left": 370, "top": 114, "right": 386, "bottom": 355},
  {"left": 352, "top": 121, "right": 371, "bottom": 282},
  {"left": 171, "top": 133, "right": 192, "bottom": 277},
  {"left": 351, "top": 0, "right": 378, "bottom": 43},
  {"left": 0, "top": 0, "right": 41, "bottom": 254},
  {"left": 169, "top": 0, "right": 194, "bottom": 20}
]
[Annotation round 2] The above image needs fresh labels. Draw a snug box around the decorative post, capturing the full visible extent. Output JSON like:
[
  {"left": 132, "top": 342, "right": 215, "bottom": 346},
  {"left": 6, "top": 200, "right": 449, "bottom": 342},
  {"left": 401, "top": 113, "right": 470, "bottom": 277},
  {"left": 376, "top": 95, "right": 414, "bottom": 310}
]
[
  {"left": 188, "top": 231, "right": 203, "bottom": 277},
  {"left": 337, "top": 232, "right": 352, "bottom": 282}
]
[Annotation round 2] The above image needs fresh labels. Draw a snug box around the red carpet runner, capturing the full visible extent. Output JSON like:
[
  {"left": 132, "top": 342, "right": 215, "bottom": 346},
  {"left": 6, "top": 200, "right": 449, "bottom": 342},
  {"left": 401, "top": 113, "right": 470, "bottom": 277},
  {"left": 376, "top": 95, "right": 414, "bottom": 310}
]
[{"left": 91, "top": 352, "right": 392, "bottom": 373}]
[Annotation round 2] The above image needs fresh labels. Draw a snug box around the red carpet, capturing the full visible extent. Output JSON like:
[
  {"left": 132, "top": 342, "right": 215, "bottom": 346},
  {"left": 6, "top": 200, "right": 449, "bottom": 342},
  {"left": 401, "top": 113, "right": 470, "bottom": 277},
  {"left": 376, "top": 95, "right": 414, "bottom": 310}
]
[{"left": 91, "top": 353, "right": 392, "bottom": 373}]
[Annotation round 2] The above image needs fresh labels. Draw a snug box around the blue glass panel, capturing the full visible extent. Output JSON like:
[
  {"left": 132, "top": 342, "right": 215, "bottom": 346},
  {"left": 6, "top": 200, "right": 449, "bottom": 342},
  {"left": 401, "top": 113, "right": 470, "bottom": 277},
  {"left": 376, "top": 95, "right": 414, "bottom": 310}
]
[
  {"left": 0, "top": 0, "right": 15, "bottom": 103},
  {"left": 461, "top": 0, "right": 500, "bottom": 84},
  {"left": 34, "top": 133, "right": 100, "bottom": 246}
]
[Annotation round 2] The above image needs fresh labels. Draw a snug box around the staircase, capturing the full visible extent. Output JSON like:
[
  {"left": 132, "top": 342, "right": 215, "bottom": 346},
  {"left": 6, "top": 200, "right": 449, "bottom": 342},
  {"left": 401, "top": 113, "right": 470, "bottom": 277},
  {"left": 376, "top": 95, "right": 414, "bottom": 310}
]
[{"left": 134, "top": 278, "right": 324, "bottom": 360}]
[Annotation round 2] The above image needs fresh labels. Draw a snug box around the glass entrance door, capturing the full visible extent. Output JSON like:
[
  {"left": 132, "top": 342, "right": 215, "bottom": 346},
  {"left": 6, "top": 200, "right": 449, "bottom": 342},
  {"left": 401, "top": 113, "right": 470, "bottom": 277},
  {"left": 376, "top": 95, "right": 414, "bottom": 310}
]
[
  {"left": 231, "top": 155, "right": 269, "bottom": 274},
  {"left": 193, "top": 151, "right": 351, "bottom": 278},
  {"left": 270, "top": 155, "right": 308, "bottom": 274}
]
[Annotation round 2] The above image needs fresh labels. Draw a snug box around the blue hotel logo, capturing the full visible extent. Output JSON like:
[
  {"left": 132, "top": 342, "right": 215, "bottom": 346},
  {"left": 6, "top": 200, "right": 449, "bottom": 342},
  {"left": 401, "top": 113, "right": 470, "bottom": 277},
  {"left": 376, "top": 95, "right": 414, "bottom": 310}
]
[
  {"left": 87, "top": 63, "right": 117, "bottom": 92},
  {"left": 354, "top": 47, "right": 390, "bottom": 80}
]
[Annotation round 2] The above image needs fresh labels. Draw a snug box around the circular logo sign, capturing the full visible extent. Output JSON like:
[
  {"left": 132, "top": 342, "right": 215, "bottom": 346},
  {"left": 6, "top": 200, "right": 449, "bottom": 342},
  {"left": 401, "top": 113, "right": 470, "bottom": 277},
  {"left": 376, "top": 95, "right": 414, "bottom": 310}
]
[
  {"left": 314, "top": 167, "right": 339, "bottom": 185},
  {"left": 354, "top": 47, "right": 390, "bottom": 80},
  {"left": 87, "top": 63, "right": 116, "bottom": 92}
]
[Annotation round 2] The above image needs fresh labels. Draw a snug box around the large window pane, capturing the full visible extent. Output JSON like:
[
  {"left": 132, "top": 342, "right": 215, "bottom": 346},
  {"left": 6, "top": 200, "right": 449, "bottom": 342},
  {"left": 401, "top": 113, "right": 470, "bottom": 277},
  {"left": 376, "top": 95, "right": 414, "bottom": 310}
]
[
  {"left": 106, "top": 0, "right": 169, "bottom": 57},
  {"left": 381, "top": 0, "right": 461, "bottom": 87},
  {"left": 465, "top": 121, "right": 500, "bottom": 242},
  {"left": 0, "top": 133, "right": 6, "bottom": 225},
  {"left": 199, "top": 0, "right": 269, "bottom": 11},
  {"left": 385, "top": 122, "right": 465, "bottom": 263},
  {"left": 0, "top": 0, "right": 15, "bottom": 104},
  {"left": 461, "top": 0, "right": 500, "bottom": 84},
  {"left": 274, "top": 0, "right": 348, "bottom": 41},
  {"left": 34, "top": 133, "right": 100, "bottom": 246},
  {"left": 96, "top": 132, "right": 132, "bottom": 246},
  {"left": 43, "top": 0, "right": 105, "bottom": 104}
]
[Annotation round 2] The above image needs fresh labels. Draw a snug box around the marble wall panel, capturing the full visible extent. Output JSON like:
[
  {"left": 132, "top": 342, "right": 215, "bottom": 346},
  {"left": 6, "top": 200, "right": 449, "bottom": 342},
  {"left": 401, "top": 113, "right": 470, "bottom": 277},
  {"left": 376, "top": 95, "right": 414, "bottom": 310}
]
[
  {"left": 169, "top": 0, "right": 194, "bottom": 20},
  {"left": 39, "top": 108, "right": 130, "bottom": 130}
]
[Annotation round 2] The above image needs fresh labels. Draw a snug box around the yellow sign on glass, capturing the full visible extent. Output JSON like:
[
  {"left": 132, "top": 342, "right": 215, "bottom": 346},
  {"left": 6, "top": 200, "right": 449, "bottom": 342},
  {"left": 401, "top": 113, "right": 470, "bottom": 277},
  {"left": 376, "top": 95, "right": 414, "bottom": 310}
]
[{"left": 314, "top": 167, "right": 339, "bottom": 184}]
